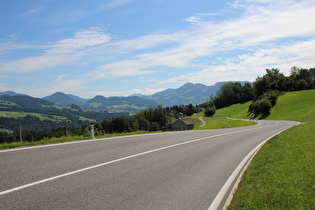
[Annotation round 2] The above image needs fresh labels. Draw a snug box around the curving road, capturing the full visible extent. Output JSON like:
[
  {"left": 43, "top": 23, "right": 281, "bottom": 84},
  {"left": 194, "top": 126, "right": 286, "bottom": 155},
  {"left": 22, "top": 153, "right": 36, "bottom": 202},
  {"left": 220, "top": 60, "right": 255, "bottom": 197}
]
[{"left": 0, "top": 120, "right": 298, "bottom": 210}]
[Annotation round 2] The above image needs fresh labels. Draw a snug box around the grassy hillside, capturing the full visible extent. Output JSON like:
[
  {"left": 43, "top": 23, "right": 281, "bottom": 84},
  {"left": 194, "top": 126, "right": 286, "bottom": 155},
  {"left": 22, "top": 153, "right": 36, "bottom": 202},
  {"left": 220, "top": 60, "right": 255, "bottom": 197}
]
[
  {"left": 214, "top": 101, "right": 251, "bottom": 119},
  {"left": 214, "top": 89, "right": 315, "bottom": 122},
  {"left": 226, "top": 89, "right": 315, "bottom": 209},
  {"left": 266, "top": 89, "right": 315, "bottom": 122}
]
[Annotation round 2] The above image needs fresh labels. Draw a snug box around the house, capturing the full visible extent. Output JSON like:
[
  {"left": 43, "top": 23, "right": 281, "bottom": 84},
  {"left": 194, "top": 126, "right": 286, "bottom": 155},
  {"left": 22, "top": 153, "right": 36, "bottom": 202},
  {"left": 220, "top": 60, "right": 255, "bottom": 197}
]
[{"left": 166, "top": 118, "right": 195, "bottom": 131}]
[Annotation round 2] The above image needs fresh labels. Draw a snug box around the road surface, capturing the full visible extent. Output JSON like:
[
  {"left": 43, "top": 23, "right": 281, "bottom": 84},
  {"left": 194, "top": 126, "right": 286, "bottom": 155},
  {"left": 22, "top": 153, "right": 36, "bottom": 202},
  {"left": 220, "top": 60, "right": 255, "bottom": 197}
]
[{"left": 0, "top": 120, "right": 298, "bottom": 209}]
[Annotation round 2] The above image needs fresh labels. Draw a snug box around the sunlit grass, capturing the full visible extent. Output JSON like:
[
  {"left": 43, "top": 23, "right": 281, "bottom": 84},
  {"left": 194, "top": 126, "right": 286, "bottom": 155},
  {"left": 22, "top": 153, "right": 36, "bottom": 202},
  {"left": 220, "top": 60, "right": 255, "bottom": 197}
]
[
  {"left": 228, "top": 121, "right": 315, "bottom": 209},
  {"left": 189, "top": 112, "right": 256, "bottom": 130}
]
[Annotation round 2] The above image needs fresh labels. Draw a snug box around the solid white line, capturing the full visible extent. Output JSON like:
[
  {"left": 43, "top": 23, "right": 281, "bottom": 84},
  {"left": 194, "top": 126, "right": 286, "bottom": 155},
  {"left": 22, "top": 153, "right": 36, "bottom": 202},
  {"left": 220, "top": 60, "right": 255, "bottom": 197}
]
[
  {"left": 0, "top": 128, "right": 255, "bottom": 196},
  {"left": 208, "top": 122, "right": 300, "bottom": 210},
  {"left": 0, "top": 132, "right": 169, "bottom": 153}
]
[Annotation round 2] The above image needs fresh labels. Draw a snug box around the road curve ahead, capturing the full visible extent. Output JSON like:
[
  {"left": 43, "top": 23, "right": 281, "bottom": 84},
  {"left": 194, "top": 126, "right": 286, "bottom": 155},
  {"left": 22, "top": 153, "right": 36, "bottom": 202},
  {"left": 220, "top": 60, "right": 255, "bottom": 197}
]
[{"left": 0, "top": 120, "right": 298, "bottom": 210}]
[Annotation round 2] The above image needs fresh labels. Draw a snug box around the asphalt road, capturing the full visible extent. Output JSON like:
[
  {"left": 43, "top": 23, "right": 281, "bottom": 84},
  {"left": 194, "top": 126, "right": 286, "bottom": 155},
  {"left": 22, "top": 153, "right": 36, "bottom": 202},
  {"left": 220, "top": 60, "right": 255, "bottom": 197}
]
[{"left": 0, "top": 120, "right": 298, "bottom": 210}]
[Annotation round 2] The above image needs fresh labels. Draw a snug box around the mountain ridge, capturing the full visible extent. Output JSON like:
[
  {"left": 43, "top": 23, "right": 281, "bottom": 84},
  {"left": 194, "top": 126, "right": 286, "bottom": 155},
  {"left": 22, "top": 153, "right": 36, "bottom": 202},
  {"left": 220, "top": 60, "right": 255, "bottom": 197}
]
[
  {"left": 142, "top": 81, "right": 251, "bottom": 106},
  {"left": 2, "top": 81, "right": 252, "bottom": 111}
]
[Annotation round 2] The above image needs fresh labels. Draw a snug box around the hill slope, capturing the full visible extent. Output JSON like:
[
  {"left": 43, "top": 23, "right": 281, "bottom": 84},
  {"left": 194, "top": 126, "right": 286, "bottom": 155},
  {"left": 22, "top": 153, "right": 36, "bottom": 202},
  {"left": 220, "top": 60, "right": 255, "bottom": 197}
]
[
  {"left": 214, "top": 89, "right": 315, "bottom": 122},
  {"left": 43, "top": 92, "right": 81, "bottom": 106},
  {"left": 84, "top": 95, "right": 159, "bottom": 113},
  {"left": 266, "top": 89, "right": 315, "bottom": 122},
  {"left": 0, "top": 95, "right": 54, "bottom": 109}
]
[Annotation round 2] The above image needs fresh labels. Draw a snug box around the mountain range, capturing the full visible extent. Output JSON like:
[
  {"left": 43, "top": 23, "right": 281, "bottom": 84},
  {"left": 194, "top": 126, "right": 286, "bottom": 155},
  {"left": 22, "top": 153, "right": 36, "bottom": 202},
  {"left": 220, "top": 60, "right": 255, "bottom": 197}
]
[{"left": 1, "top": 81, "right": 251, "bottom": 113}]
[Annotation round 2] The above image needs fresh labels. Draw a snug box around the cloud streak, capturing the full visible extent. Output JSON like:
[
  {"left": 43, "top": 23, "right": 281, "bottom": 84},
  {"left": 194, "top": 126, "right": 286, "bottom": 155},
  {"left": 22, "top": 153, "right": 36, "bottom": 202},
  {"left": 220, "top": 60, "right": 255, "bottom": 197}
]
[
  {"left": 0, "top": 27, "right": 111, "bottom": 73},
  {"left": 1, "top": 0, "right": 315, "bottom": 97}
]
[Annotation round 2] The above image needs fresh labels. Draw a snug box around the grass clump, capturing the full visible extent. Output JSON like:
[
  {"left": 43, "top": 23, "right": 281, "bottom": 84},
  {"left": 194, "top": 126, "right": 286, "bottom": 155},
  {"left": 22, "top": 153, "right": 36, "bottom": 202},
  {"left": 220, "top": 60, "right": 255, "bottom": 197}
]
[{"left": 228, "top": 121, "right": 315, "bottom": 210}]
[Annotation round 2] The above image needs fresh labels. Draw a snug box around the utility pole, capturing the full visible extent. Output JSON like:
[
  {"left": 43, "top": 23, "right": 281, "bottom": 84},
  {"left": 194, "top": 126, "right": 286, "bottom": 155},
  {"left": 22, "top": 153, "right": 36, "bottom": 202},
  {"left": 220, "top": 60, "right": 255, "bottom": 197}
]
[
  {"left": 65, "top": 120, "right": 69, "bottom": 137},
  {"left": 19, "top": 123, "right": 23, "bottom": 142}
]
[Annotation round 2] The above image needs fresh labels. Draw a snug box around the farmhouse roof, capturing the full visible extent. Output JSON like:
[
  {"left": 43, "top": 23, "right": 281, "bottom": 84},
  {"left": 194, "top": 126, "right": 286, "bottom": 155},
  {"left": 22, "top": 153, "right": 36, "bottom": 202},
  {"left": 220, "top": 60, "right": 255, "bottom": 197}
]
[{"left": 181, "top": 118, "right": 195, "bottom": 125}]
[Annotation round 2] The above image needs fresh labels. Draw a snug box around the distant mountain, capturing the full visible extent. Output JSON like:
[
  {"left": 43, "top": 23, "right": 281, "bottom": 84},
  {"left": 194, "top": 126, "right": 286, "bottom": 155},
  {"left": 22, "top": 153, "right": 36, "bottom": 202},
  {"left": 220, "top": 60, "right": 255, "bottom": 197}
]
[
  {"left": 0, "top": 91, "right": 28, "bottom": 97},
  {"left": 67, "top": 94, "right": 89, "bottom": 103},
  {"left": 43, "top": 92, "right": 82, "bottom": 106},
  {"left": 139, "top": 81, "right": 251, "bottom": 106},
  {"left": 0, "top": 95, "right": 54, "bottom": 109},
  {"left": 84, "top": 95, "right": 159, "bottom": 113}
]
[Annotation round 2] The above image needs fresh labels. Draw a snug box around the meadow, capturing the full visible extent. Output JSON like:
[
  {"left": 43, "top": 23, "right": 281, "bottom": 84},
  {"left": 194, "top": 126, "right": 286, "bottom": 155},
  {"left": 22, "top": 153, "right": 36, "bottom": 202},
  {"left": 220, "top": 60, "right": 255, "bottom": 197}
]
[{"left": 217, "top": 89, "right": 315, "bottom": 209}]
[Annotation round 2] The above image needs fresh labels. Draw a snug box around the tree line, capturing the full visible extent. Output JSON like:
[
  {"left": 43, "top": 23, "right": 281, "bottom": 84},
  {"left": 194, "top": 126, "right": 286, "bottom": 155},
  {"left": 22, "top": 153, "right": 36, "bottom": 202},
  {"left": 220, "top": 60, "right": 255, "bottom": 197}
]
[
  {"left": 205, "top": 67, "right": 315, "bottom": 118},
  {"left": 1, "top": 66, "right": 314, "bottom": 143},
  {"left": 0, "top": 104, "right": 202, "bottom": 143}
]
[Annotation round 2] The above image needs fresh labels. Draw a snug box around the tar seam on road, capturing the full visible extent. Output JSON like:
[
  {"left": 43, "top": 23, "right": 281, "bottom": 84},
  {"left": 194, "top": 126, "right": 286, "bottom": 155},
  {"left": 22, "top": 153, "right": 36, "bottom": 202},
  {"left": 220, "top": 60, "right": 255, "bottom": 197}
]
[{"left": 0, "top": 127, "right": 259, "bottom": 196}]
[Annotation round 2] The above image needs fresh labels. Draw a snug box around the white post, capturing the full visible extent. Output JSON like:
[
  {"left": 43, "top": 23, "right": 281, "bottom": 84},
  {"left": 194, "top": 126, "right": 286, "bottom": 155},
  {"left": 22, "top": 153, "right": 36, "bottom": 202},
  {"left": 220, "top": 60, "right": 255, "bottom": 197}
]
[{"left": 90, "top": 123, "right": 95, "bottom": 139}]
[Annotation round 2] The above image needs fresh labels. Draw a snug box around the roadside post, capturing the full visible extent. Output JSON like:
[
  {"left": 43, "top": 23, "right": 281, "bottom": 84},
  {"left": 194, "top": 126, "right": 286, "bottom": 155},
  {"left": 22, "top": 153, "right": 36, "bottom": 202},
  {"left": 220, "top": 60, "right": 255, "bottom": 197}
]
[{"left": 90, "top": 123, "right": 95, "bottom": 139}]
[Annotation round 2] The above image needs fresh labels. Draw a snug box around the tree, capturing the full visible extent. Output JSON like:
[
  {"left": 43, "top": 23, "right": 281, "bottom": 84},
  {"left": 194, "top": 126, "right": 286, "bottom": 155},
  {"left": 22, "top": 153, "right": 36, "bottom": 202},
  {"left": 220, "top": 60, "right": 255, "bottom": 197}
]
[
  {"left": 253, "top": 68, "right": 286, "bottom": 96},
  {"left": 213, "top": 82, "right": 254, "bottom": 109},
  {"left": 186, "top": 104, "right": 197, "bottom": 116}
]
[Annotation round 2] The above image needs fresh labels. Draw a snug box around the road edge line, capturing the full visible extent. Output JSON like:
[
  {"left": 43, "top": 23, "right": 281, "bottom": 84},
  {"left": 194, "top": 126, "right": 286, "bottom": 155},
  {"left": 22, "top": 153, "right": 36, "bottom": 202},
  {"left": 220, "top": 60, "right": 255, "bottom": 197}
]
[{"left": 208, "top": 123, "right": 299, "bottom": 210}]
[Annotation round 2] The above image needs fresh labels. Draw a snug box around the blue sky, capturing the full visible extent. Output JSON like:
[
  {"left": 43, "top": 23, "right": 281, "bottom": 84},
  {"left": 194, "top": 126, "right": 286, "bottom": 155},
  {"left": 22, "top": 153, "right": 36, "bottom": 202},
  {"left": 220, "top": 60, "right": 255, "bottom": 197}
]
[{"left": 1, "top": 0, "right": 315, "bottom": 98}]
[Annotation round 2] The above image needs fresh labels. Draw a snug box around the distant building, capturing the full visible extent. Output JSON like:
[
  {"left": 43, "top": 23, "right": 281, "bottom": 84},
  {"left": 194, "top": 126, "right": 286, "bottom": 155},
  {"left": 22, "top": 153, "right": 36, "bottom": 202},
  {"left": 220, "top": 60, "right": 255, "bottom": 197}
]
[{"left": 165, "top": 118, "right": 195, "bottom": 131}]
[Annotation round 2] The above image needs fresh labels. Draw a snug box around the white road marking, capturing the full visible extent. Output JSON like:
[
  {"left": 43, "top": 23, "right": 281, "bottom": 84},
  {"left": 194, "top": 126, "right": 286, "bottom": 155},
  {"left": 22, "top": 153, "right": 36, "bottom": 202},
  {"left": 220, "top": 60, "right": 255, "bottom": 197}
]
[
  {"left": 208, "top": 121, "right": 300, "bottom": 210},
  {"left": 0, "top": 127, "right": 256, "bottom": 196}
]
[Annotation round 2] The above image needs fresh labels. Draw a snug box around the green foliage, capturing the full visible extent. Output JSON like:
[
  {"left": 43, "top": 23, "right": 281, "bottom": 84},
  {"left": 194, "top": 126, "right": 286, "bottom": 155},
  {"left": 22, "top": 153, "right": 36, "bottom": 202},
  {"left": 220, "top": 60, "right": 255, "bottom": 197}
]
[
  {"left": 249, "top": 66, "right": 315, "bottom": 118},
  {"left": 204, "top": 102, "right": 216, "bottom": 117},
  {"left": 228, "top": 121, "right": 315, "bottom": 210},
  {"left": 213, "top": 82, "right": 254, "bottom": 109},
  {"left": 215, "top": 89, "right": 315, "bottom": 122}
]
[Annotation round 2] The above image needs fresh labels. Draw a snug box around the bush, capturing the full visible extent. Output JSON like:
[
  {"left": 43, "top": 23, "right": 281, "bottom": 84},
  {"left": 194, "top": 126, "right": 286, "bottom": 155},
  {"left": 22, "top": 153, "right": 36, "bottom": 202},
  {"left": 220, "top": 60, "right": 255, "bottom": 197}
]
[
  {"left": 204, "top": 106, "right": 216, "bottom": 117},
  {"left": 258, "top": 98, "right": 272, "bottom": 117}
]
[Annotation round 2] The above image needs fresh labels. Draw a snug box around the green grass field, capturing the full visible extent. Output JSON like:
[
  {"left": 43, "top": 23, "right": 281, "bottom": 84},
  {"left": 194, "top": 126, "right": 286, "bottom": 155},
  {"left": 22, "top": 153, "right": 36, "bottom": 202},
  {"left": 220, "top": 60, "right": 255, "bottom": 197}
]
[
  {"left": 214, "top": 101, "right": 252, "bottom": 119},
  {"left": 190, "top": 112, "right": 256, "bottom": 130},
  {"left": 221, "top": 89, "right": 315, "bottom": 209},
  {"left": 214, "top": 89, "right": 315, "bottom": 122},
  {"left": 228, "top": 121, "right": 315, "bottom": 209},
  {"left": 266, "top": 89, "right": 315, "bottom": 122}
]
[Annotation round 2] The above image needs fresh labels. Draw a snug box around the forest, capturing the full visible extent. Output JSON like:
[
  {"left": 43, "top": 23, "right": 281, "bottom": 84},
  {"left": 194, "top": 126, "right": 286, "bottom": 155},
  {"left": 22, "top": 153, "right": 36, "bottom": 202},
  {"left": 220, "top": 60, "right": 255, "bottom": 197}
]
[{"left": 1, "top": 66, "right": 314, "bottom": 143}]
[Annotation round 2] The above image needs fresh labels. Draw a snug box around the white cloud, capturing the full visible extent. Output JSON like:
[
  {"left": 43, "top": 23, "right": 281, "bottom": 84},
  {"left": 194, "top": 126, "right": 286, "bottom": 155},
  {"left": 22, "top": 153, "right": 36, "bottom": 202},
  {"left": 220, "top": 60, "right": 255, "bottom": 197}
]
[
  {"left": 92, "top": 60, "right": 155, "bottom": 78},
  {"left": 93, "top": 0, "right": 315, "bottom": 83},
  {"left": 164, "top": 39, "right": 315, "bottom": 84},
  {"left": 1, "top": 0, "right": 315, "bottom": 96},
  {"left": 133, "top": 88, "right": 166, "bottom": 95},
  {"left": 0, "top": 27, "right": 111, "bottom": 73}
]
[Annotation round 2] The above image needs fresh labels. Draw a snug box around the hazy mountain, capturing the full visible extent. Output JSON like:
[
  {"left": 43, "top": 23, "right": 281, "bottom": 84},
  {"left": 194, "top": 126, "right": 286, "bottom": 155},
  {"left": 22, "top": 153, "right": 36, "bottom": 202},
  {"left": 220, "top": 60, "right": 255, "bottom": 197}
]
[
  {"left": 67, "top": 94, "right": 89, "bottom": 103},
  {"left": 84, "top": 95, "right": 159, "bottom": 113},
  {"left": 0, "top": 91, "right": 28, "bottom": 97},
  {"left": 0, "top": 95, "right": 54, "bottom": 109},
  {"left": 2, "top": 81, "right": 251, "bottom": 112},
  {"left": 139, "top": 82, "right": 251, "bottom": 106},
  {"left": 43, "top": 92, "right": 81, "bottom": 106}
]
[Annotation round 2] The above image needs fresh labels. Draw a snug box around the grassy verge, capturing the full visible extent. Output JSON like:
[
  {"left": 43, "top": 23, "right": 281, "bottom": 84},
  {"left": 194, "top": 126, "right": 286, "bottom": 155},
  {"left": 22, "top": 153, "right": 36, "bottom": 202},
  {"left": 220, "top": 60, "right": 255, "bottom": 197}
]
[
  {"left": 1, "top": 112, "right": 256, "bottom": 150},
  {"left": 0, "top": 130, "right": 159, "bottom": 150},
  {"left": 228, "top": 121, "right": 315, "bottom": 209}
]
